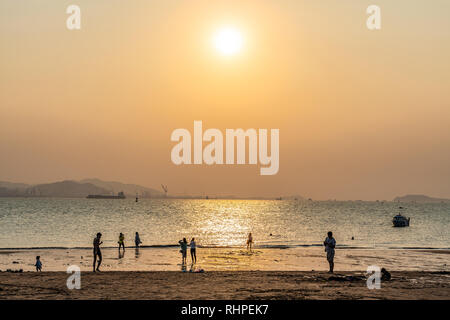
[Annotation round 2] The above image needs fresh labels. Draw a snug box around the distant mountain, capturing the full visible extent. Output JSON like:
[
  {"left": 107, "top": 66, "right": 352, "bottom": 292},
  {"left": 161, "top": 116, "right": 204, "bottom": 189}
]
[
  {"left": 0, "top": 187, "right": 26, "bottom": 196},
  {"left": 79, "top": 178, "right": 163, "bottom": 198},
  {"left": 0, "top": 181, "right": 31, "bottom": 197},
  {"left": 394, "top": 194, "right": 450, "bottom": 203},
  {"left": 0, "top": 178, "right": 163, "bottom": 198},
  {"left": 0, "top": 181, "right": 30, "bottom": 190},
  {"left": 24, "top": 180, "right": 110, "bottom": 198}
]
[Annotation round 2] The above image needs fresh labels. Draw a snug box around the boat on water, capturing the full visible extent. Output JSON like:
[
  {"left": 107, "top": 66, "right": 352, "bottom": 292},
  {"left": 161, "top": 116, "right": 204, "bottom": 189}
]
[
  {"left": 392, "top": 207, "right": 410, "bottom": 227},
  {"left": 87, "top": 191, "right": 126, "bottom": 199}
]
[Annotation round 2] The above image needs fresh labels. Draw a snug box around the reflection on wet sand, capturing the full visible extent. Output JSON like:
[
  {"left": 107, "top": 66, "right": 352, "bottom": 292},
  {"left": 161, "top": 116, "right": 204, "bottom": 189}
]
[
  {"left": 0, "top": 247, "right": 449, "bottom": 272},
  {"left": 135, "top": 247, "right": 140, "bottom": 259}
]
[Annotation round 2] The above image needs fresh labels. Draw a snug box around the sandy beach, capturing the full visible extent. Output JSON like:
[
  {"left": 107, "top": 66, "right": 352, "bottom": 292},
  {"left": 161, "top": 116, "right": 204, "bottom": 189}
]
[
  {"left": 0, "top": 271, "right": 449, "bottom": 300},
  {"left": 1, "top": 244, "right": 449, "bottom": 300}
]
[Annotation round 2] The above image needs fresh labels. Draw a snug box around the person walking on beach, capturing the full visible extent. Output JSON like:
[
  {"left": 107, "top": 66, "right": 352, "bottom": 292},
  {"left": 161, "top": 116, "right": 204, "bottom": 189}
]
[
  {"left": 323, "top": 231, "right": 336, "bottom": 273},
  {"left": 247, "top": 232, "right": 253, "bottom": 251},
  {"left": 118, "top": 232, "right": 125, "bottom": 251},
  {"left": 190, "top": 238, "right": 197, "bottom": 264},
  {"left": 93, "top": 232, "right": 103, "bottom": 272},
  {"left": 135, "top": 232, "right": 142, "bottom": 248},
  {"left": 35, "top": 256, "right": 42, "bottom": 272},
  {"left": 179, "top": 238, "right": 188, "bottom": 264}
]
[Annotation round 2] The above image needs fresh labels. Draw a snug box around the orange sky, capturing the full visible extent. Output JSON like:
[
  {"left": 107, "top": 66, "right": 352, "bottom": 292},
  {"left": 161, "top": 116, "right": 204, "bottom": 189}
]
[{"left": 1, "top": 0, "right": 450, "bottom": 200}]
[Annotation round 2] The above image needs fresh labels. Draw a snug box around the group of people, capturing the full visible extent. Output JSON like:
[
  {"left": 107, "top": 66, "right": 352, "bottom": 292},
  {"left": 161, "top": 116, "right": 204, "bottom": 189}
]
[
  {"left": 177, "top": 233, "right": 255, "bottom": 265},
  {"left": 91, "top": 230, "right": 336, "bottom": 273},
  {"left": 92, "top": 231, "right": 143, "bottom": 272},
  {"left": 178, "top": 238, "right": 197, "bottom": 265},
  {"left": 118, "top": 232, "right": 143, "bottom": 251},
  {"left": 33, "top": 231, "right": 336, "bottom": 273}
]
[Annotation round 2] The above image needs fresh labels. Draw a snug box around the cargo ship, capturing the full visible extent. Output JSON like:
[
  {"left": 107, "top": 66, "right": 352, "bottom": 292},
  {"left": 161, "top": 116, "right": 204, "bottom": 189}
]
[{"left": 87, "top": 191, "right": 126, "bottom": 199}]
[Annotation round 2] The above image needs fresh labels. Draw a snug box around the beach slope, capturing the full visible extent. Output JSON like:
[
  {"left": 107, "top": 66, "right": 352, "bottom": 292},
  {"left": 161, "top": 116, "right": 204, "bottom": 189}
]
[{"left": 0, "top": 271, "right": 449, "bottom": 300}]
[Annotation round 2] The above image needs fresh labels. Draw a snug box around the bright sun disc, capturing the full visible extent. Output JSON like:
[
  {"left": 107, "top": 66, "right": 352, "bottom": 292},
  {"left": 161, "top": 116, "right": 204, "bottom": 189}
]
[{"left": 213, "top": 27, "right": 243, "bottom": 56}]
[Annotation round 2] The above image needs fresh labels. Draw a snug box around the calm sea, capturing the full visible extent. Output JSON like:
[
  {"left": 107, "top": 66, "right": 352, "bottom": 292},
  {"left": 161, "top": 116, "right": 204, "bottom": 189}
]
[{"left": 0, "top": 198, "right": 449, "bottom": 250}]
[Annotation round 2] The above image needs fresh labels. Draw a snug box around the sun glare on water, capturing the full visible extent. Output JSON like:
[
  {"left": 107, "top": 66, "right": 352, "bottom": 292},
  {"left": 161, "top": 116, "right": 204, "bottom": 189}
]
[{"left": 213, "top": 27, "right": 243, "bottom": 56}]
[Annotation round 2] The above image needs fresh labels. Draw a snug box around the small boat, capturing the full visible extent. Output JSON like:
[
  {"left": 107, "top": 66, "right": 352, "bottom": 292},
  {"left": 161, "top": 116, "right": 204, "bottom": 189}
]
[{"left": 392, "top": 207, "right": 410, "bottom": 227}]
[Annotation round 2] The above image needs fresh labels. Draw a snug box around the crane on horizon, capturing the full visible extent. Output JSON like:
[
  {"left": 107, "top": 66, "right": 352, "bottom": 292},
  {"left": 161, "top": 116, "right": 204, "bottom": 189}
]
[{"left": 161, "top": 184, "right": 168, "bottom": 198}]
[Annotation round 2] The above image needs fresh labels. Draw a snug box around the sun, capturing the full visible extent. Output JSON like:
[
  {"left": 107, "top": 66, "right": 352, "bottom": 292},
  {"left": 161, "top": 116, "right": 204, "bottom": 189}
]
[{"left": 213, "top": 27, "right": 243, "bottom": 56}]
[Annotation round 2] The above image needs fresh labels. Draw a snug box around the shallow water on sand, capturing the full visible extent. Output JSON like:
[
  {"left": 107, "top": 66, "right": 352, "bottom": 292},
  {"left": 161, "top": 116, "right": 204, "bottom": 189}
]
[{"left": 1, "top": 247, "right": 449, "bottom": 272}]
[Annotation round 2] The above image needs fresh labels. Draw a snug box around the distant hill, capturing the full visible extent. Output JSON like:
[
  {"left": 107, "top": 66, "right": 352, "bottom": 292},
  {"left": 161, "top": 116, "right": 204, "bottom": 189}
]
[
  {"left": 0, "top": 179, "right": 163, "bottom": 198},
  {"left": 0, "top": 187, "right": 26, "bottom": 196},
  {"left": 0, "top": 181, "right": 30, "bottom": 190},
  {"left": 394, "top": 194, "right": 450, "bottom": 203},
  {"left": 25, "top": 180, "right": 110, "bottom": 198},
  {"left": 0, "top": 181, "right": 32, "bottom": 197},
  {"left": 79, "top": 178, "right": 163, "bottom": 198}
]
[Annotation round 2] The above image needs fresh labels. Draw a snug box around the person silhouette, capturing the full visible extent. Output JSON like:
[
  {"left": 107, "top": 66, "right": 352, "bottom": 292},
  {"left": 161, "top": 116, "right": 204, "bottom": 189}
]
[
  {"left": 247, "top": 232, "right": 253, "bottom": 251},
  {"left": 135, "top": 232, "right": 142, "bottom": 247},
  {"left": 118, "top": 233, "right": 125, "bottom": 251},
  {"left": 93, "top": 233, "right": 103, "bottom": 272},
  {"left": 323, "top": 231, "right": 336, "bottom": 273},
  {"left": 179, "top": 238, "right": 188, "bottom": 264},
  {"left": 190, "top": 238, "right": 197, "bottom": 264}
]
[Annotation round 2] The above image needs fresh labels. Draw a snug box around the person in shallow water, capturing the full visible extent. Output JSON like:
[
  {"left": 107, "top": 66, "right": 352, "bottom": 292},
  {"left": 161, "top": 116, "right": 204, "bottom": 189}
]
[
  {"left": 247, "top": 232, "right": 253, "bottom": 251},
  {"left": 118, "top": 233, "right": 125, "bottom": 251},
  {"left": 179, "top": 238, "right": 188, "bottom": 264},
  {"left": 93, "top": 232, "right": 103, "bottom": 272},
  {"left": 35, "top": 256, "right": 42, "bottom": 272},
  {"left": 135, "top": 232, "right": 142, "bottom": 248},
  {"left": 323, "top": 231, "right": 336, "bottom": 273},
  {"left": 190, "top": 237, "right": 197, "bottom": 264}
]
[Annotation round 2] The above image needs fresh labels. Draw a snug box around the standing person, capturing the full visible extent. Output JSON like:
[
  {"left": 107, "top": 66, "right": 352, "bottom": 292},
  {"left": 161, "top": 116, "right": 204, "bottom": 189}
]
[
  {"left": 135, "top": 232, "right": 142, "bottom": 248},
  {"left": 35, "top": 256, "right": 42, "bottom": 272},
  {"left": 178, "top": 238, "right": 188, "bottom": 264},
  {"left": 190, "top": 238, "right": 197, "bottom": 264},
  {"left": 118, "top": 233, "right": 125, "bottom": 251},
  {"left": 323, "top": 231, "right": 336, "bottom": 273},
  {"left": 247, "top": 232, "right": 253, "bottom": 251},
  {"left": 93, "top": 232, "right": 103, "bottom": 272}
]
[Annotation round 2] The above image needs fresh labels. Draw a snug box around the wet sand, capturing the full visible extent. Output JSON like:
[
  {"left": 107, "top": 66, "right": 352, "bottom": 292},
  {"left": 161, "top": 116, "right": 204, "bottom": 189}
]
[
  {"left": 1, "top": 247, "right": 449, "bottom": 272},
  {"left": 0, "top": 271, "right": 449, "bottom": 300}
]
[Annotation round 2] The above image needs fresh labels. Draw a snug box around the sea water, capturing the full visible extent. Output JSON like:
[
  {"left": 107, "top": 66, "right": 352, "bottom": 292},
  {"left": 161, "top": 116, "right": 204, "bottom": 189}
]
[{"left": 0, "top": 198, "right": 449, "bottom": 271}]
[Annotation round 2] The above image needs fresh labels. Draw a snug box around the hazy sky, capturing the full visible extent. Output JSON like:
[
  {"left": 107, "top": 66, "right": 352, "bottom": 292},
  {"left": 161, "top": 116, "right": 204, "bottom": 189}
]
[{"left": 1, "top": 0, "right": 450, "bottom": 200}]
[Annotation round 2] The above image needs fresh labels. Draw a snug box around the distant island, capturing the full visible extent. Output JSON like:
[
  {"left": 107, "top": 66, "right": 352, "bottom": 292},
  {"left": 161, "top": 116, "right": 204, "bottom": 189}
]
[
  {"left": 393, "top": 194, "right": 450, "bottom": 203},
  {"left": 0, "top": 179, "right": 163, "bottom": 199}
]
